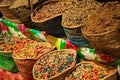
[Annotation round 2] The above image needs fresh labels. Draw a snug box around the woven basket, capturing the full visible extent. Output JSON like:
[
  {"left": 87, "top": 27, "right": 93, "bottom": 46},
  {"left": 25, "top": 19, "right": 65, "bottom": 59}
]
[
  {"left": 33, "top": 49, "right": 77, "bottom": 80},
  {"left": 8, "top": 0, "right": 40, "bottom": 30},
  {"left": 30, "top": 0, "right": 73, "bottom": 36},
  {"left": 62, "top": 12, "right": 90, "bottom": 46},
  {"left": 0, "top": 4, "right": 21, "bottom": 23},
  {"left": 65, "top": 61, "right": 117, "bottom": 80},
  {"left": 0, "top": 38, "right": 12, "bottom": 58},
  {"left": 82, "top": 27, "right": 120, "bottom": 57},
  {"left": 18, "top": 71, "right": 33, "bottom": 80},
  {"left": 12, "top": 42, "right": 55, "bottom": 79},
  {"left": 31, "top": 0, "right": 72, "bottom": 23}
]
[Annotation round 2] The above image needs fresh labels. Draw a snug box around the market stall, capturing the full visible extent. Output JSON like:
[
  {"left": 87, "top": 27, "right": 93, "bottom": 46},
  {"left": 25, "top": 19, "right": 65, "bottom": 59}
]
[{"left": 0, "top": 0, "right": 120, "bottom": 80}]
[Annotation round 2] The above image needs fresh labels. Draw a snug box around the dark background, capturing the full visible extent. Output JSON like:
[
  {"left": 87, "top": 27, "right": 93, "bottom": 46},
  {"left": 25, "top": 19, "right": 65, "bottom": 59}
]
[{"left": 0, "top": 12, "right": 2, "bottom": 18}]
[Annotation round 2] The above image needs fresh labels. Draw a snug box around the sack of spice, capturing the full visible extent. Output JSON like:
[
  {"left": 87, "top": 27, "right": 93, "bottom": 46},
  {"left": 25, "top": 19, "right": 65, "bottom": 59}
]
[
  {"left": 82, "top": 1, "right": 120, "bottom": 57},
  {"left": 12, "top": 39, "right": 55, "bottom": 79},
  {"left": 0, "top": 33, "right": 19, "bottom": 73},
  {"left": 65, "top": 61, "right": 117, "bottom": 80},
  {"left": 0, "top": 35, "right": 18, "bottom": 73},
  {"left": 8, "top": 0, "right": 39, "bottom": 31},
  {"left": 31, "top": 0, "right": 73, "bottom": 37},
  {"left": 0, "top": 0, "right": 21, "bottom": 23},
  {"left": 33, "top": 49, "right": 77, "bottom": 80},
  {"left": 62, "top": 7, "right": 89, "bottom": 46},
  {"left": 32, "top": 0, "right": 72, "bottom": 22},
  {"left": 62, "top": 0, "right": 103, "bottom": 46}
]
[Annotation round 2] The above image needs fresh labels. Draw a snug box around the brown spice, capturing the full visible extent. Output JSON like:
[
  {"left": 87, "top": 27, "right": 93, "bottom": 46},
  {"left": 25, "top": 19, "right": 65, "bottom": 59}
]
[
  {"left": 62, "top": 0, "right": 103, "bottom": 28},
  {"left": 33, "top": 1, "right": 72, "bottom": 21},
  {"left": 0, "top": 0, "right": 15, "bottom": 5},
  {"left": 84, "top": 1, "right": 120, "bottom": 34}
]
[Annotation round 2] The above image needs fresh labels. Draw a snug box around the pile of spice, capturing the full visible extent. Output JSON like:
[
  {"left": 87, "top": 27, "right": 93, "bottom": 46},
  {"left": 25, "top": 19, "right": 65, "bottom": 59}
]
[
  {"left": 13, "top": 42, "right": 54, "bottom": 59},
  {"left": 62, "top": 0, "right": 103, "bottom": 27},
  {"left": 65, "top": 61, "right": 116, "bottom": 80},
  {"left": 33, "top": 49, "right": 76, "bottom": 79},
  {"left": 63, "top": 7, "right": 85, "bottom": 27},
  {"left": 0, "top": 37, "right": 36, "bottom": 52},
  {"left": 83, "top": 1, "right": 120, "bottom": 34},
  {"left": 0, "top": 0, "right": 15, "bottom": 5},
  {"left": 0, "top": 36, "right": 14, "bottom": 52},
  {"left": 33, "top": 1, "right": 72, "bottom": 21}
]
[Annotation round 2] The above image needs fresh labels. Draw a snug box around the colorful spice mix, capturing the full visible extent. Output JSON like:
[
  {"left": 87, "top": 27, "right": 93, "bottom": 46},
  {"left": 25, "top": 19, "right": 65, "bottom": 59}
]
[
  {"left": 0, "top": 36, "right": 13, "bottom": 52},
  {"left": 33, "top": 1, "right": 72, "bottom": 21},
  {"left": 0, "top": 36, "right": 36, "bottom": 52},
  {"left": 65, "top": 61, "right": 116, "bottom": 80},
  {"left": 13, "top": 42, "right": 54, "bottom": 59},
  {"left": 33, "top": 49, "right": 76, "bottom": 79}
]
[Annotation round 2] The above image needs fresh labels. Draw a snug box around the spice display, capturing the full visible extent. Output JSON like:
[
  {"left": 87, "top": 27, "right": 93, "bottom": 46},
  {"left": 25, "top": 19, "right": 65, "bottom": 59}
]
[
  {"left": 63, "top": 7, "right": 85, "bottom": 27},
  {"left": 13, "top": 42, "right": 54, "bottom": 59},
  {"left": 83, "top": 1, "right": 120, "bottom": 34},
  {"left": 0, "top": 36, "right": 13, "bottom": 52},
  {"left": 33, "top": 1, "right": 72, "bottom": 21},
  {"left": 11, "top": 37, "right": 36, "bottom": 53},
  {"left": 65, "top": 61, "right": 116, "bottom": 80},
  {"left": 62, "top": 0, "right": 103, "bottom": 27},
  {"left": 0, "top": 0, "right": 15, "bottom": 5},
  {"left": 0, "top": 37, "right": 35, "bottom": 52},
  {"left": 33, "top": 49, "right": 76, "bottom": 79}
]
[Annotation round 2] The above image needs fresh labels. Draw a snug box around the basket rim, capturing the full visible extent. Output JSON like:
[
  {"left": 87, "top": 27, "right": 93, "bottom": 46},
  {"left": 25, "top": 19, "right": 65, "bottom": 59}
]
[
  {"left": 65, "top": 61, "right": 117, "bottom": 80},
  {"left": 33, "top": 49, "right": 77, "bottom": 80},
  {"left": 0, "top": 4, "right": 11, "bottom": 7},
  {"left": 31, "top": 1, "right": 72, "bottom": 23},
  {"left": 81, "top": 26, "right": 120, "bottom": 36},
  {"left": 12, "top": 42, "right": 56, "bottom": 60},
  {"left": 0, "top": 51, "right": 12, "bottom": 53},
  {"left": 31, "top": 13, "right": 62, "bottom": 23}
]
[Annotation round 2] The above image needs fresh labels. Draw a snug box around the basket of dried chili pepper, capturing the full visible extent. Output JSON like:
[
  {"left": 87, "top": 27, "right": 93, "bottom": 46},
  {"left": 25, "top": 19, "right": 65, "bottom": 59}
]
[{"left": 33, "top": 49, "right": 77, "bottom": 80}]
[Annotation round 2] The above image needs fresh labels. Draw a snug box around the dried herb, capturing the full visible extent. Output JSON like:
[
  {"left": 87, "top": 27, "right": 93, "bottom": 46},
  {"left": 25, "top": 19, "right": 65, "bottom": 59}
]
[
  {"left": 0, "top": 0, "right": 15, "bottom": 5},
  {"left": 84, "top": 1, "right": 120, "bottom": 34},
  {"left": 33, "top": 1, "right": 72, "bottom": 21},
  {"left": 62, "top": 0, "right": 103, "bottom": 27}
]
